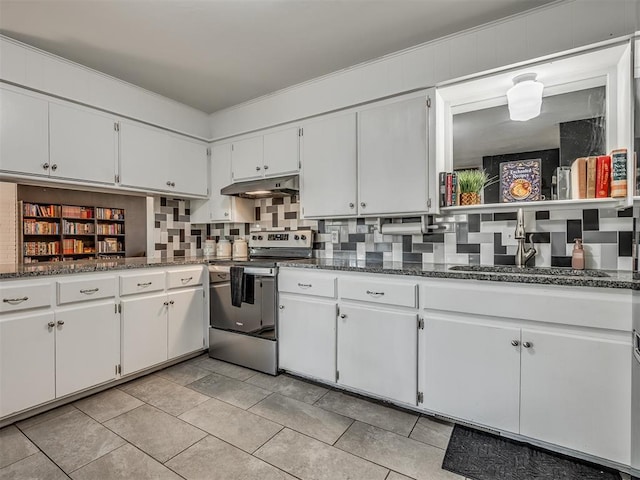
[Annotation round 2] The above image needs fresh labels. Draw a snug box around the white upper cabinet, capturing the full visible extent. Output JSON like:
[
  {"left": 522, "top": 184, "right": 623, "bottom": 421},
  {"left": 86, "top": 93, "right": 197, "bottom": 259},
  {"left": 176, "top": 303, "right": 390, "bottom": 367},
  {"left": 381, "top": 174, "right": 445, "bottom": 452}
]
[
  {"left": 358, "top": 94, "right": 429, "bottom": 215},
  {"left": 49, "top": 102, "right": 117, "bottom": 184},
  {"left": 231, "top": 135, "right": 264, "bottom": 181},
  {"left": 119, "top": 121, "right": 170, "bottom": 192},
  {"left": 167, "top": 134, "right": 208, "bottom": 196},
  {"left": 231, "top": 127, "right": 299, "bottom": 182},
  {"left": 300, "top": 113, "right": 357, "bottom": 218},
  {"left": 120, "top": 121, "right": 208, "bottom": 197},
  {"left": 0, "top": 87, "right": 49, "bottom": 177},
  {"left": 263, "top": 127, "right": 299, "bottom": 177}
]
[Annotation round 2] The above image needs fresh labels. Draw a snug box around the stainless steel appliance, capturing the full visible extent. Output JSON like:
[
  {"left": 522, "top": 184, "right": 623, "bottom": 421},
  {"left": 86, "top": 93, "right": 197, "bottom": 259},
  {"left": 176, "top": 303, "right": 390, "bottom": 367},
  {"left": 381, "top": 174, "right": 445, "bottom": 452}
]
[
  {"left": 632, "top": 289, "right": 640, "bottom": 479},
  {"left": 208, "top": 229, "right": 313, "bottom": 375}
]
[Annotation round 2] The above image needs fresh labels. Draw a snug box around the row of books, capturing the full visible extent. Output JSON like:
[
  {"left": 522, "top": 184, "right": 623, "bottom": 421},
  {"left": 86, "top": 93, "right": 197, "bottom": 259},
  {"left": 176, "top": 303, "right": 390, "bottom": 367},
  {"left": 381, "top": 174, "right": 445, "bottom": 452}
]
[
  {"left": 98, "top": 238, "right": 123, "bottom": 253},
  {"left": 96, "top": 223, "right": 124, "bottom": 235},
  {"left": 23, "top": 241, "right": 60, "bottom": 256},
  {"left": 23, "top": 220, "right": 59, "bottom": 235},
  {"left": 23, "top": 203, "right": 60, "bottom": 218},
  {"left": 96, "top": 207, "right": 125, "bottom": 220},
  {"left": 63, "top": 220, "right": 95, "bottom": 235},
  {"left": 62, "top": 239, "right": 95, "bottom": 254},
  {"left": 438, "top": 172, "right": 460, "bottom": 207},
  {"left": 570, "top": 149, "right": 627, "bottom": 199},
  {"left": 61, "top": 205, "right": 94, "bottom": 219}
]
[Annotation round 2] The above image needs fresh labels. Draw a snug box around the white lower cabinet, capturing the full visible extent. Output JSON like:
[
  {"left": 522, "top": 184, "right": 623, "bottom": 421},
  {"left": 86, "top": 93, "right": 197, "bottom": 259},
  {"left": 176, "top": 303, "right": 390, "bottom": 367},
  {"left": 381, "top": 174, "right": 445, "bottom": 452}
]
[
  {"left": 121, "top": 292, "right": 168, "bottom": 375},
  {"left": 519, "top": 329, "right": 631, "bottom": 465},
  {"left": 55, "top": 301, "right": 119, "bottom": 397},
  {"left": 337, "top": 304, "right": 418, "bottom": 405},
  {"left": 278, "top": 294, "right": 336, "bottom": 383},
  {"left": 422, "top": 315, "right": 521, "bottom": 433},
  {"left": 167, "top": 287, "right": 205, "bottom": 359},
  {"left": 0, "top": 311, "right": 56, "bottom": 417}
]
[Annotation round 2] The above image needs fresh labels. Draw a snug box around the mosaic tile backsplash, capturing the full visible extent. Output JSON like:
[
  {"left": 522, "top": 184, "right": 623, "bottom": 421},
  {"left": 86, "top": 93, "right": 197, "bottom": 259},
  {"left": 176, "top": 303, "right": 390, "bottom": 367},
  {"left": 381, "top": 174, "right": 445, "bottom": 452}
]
[{"left": 152, "top": 196, "right": 637, "bottom": 270}]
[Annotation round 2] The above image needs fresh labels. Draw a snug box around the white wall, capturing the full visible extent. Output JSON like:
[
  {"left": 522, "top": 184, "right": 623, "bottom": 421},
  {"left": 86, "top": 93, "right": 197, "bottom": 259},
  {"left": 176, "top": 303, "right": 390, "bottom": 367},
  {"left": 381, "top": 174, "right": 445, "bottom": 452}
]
[
  {"left": 0, "top": 182, "right": 18, "bottom": 265},
  {"left": 209, "top": 0, "right": 640, "bottom": 140},
  {"left": 0, "top": 36, "right": 211, "bottom": 139}
]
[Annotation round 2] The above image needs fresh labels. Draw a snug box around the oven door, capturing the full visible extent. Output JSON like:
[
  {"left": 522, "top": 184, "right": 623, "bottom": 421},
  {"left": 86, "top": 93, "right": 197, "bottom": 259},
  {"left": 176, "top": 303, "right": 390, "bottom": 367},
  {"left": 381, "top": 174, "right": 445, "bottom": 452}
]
[{"left": 209, "top": 272, "right": 274, "bottom": 335}]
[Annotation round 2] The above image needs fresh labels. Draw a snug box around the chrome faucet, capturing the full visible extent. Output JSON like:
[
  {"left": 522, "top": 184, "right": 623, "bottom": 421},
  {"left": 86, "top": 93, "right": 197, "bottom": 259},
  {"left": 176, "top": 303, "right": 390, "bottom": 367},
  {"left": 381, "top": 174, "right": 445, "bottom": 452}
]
[{"left": 515, "top": 208, "right": 536, "bottom": 268}]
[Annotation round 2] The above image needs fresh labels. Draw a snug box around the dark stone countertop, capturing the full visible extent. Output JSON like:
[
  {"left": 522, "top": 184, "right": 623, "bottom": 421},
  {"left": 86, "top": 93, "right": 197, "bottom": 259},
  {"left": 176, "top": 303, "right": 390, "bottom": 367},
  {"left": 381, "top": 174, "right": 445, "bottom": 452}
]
[
  {"left": 277, "top": 258, "right": 640, "bottom": 290},
  {"left": 2, "top": 256, "right": 638, "bottom": 290}
]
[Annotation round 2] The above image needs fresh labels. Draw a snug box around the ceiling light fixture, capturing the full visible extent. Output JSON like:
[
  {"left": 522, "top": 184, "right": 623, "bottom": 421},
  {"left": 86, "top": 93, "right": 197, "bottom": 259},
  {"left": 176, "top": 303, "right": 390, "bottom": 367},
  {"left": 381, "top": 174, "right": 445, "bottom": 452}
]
[{"left": 506, "top": 73, "right": 544, "bottom": 121}]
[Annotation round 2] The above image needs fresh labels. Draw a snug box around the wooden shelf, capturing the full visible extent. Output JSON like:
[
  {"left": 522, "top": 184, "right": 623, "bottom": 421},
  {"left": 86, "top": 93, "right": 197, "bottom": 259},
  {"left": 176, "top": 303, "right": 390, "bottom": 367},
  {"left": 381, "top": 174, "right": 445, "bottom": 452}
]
[
  {"left": 23, "top": 215, "right": 60, "bottom": 220},
  {"left": 62, "top": 217, "right": 95, "bottom": 221},
  {"left": 97, "top": 218, "right": 125, "bottom": 223},
  {"left": 439, "top": 197, "right": 627, "bottom": 214},
  {"left": 23, "top": 233, "right": 60, "bottom": 236},
  {"left": 97, "top": 234, "right": 125, "bottom": 236}
]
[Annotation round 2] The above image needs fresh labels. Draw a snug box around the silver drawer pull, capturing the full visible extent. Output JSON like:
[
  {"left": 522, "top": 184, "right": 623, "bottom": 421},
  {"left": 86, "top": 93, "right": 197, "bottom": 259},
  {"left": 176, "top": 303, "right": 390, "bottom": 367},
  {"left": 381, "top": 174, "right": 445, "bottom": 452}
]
[
  {"left": 80, "top": 288, "right": 99, "bottom": 295},
  {"left": 366, "top": 290, "right": 384, "bottom": 297},
  {"left": 181, "top": 277, "right": 193, "bottom": 283},
  {"left": 137, "top": 282, "right": 152, "bottom": 287},
  {"left": 3, "top": 296, "right": 28, "bottom": 304},
  {"left": 235, "top": 322, "right": 244, "bottom": 326},
  {"left": 297, "top": 283, "right": 312, "bottom": 288}
]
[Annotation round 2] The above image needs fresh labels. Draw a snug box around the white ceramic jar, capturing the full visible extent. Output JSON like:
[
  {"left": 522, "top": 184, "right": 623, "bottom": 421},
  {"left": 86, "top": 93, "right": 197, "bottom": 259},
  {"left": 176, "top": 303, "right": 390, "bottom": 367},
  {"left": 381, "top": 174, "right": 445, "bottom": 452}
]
[
  {"left": 233, "top": 238, "right": 248, "bottom": 259},
  {"left": 216, "top": 238, "right": 231, "bottom": 258},
  {"left": 203, "top": 239, "right": 216, "bottom": 256}
]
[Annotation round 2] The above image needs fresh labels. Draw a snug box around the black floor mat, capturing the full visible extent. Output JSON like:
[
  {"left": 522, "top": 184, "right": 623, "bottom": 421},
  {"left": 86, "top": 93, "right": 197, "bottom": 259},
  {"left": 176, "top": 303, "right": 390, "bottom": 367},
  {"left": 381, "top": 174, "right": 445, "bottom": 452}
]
[{"left": 442, "top": 424, "right": 621, "bottom": 480}]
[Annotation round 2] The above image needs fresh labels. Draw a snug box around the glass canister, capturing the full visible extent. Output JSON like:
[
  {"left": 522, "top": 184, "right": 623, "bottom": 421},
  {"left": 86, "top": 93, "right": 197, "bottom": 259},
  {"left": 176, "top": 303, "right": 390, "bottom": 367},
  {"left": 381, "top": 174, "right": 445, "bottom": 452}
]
[
  {"left": 203, "top": 238, "right": 216, "bottom": 256},
  {"left": 216, "top": 238, "right": 231, "bottom": 258},
  {"left": 555, "top": 166, "right": 572, "bottom": 200}
]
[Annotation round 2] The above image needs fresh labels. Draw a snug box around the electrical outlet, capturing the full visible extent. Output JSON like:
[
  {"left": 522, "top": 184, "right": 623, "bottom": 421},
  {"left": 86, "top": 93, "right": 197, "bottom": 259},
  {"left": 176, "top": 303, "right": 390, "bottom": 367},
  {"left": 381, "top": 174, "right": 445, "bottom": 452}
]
[{"left": 331, "top": 231, "right": 339, "bottom": 243}]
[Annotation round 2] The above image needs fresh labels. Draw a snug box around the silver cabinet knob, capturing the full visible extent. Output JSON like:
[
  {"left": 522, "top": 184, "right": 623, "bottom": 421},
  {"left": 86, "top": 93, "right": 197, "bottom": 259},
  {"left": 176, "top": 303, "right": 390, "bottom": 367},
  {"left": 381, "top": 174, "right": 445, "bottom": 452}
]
[
  {"left": 349, "top": 203, "right": 355, "bottom": 208},
  {"left": 360, "top": 202, "right": 366, "bottom": 208},
  {"left": 263, "top": 165, "right": 269, "bottom": 170},
  {"left": 57, "top": 320, "right": 64, "bottom": 326},
  {"left": 42, "top": 163, "right": 50, "bottom": 170},
  {"left": 224, "top": 212, "right": 229, "bottom": 217},
  {"left": 163, "top": 301, "right": 169, "bottom": 306},
  {"left": 51, "top": 164, "right": 57, "bottom": 171},
  {"left": 169, "top": 300, "right": 175, "bottom": 305},
  {"left": 171, "top": 182, "right": 176, "bottom": 187},
  {"left": 279, "top": 305, "right": 285, "bottom": 310},
  {"left": 522, "top": 341, "right": 533, "bottom": 348},
  {"left": 255, "top": 166, "right": 261, "bottom": 171},
  {"left": 511, "top": 340, "right": 519, "bottom": 346},
  {"left": 47, "top": 321, "right": 55, "bottom": 328},
  {"left": 339, "top": 314, "right": 346, "bottom": 319},
  {"left": 166, "top": 181, "right": 172, "bottom": 186}
]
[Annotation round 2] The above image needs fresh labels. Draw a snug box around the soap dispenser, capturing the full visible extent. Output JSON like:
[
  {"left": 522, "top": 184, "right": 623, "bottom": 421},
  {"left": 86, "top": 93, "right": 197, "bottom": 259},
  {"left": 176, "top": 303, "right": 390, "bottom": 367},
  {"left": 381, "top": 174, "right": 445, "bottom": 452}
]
[{"left": 571, "top": 238, "right": 585, "bottom": 270}]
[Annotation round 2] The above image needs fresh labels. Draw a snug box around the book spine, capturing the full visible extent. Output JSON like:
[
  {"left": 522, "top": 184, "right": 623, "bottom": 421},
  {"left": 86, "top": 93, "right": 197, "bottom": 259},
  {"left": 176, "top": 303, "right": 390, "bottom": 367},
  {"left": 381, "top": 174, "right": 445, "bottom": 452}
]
[
  {"left": 610, "top": 148, "right": 627, "bottom": 198},
  {"left": 595, "top": 155, "right": 611, "bottom": 198},
  {"left": 586, "top": 156, "right": 597, "bottom": 199},
  {"left": 439, "top": 172, "right": 446, "bottom": 207},
  {"left": 451, "top": 172, "right": 458, "bottom": 206},
  {"left": 446, "top": 173, "right": 453, "bottom": 207}
]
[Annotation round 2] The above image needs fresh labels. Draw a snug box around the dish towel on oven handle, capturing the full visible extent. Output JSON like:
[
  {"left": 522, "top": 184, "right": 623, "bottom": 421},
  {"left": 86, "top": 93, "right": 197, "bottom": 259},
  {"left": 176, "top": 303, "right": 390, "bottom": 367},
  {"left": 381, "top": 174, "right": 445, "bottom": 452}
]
[{"left": 230, "top": 266, "right": 244, "bottom": 307}]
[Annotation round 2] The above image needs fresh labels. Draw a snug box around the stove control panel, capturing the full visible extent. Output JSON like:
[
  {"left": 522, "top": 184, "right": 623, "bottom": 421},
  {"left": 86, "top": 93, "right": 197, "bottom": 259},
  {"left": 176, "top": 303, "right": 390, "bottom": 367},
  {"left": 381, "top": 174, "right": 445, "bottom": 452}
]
[{"left": 249, "top": 229, "right": 313, "bottom": 248}]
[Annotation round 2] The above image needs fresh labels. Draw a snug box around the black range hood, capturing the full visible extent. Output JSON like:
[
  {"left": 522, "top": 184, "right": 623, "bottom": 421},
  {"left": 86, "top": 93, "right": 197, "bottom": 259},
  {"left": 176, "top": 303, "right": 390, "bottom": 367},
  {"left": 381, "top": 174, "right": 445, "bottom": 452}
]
[{"left": 220, "top": 174, "right": 299, "bottom": 198}]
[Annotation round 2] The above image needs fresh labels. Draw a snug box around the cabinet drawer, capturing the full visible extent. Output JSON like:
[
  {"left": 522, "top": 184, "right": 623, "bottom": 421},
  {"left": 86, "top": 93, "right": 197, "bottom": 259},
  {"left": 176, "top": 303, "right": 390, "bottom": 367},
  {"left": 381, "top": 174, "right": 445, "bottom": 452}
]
[
  {"left": 120, "top": 271, "right": 166, "bottom": 296},
  {"left": 279, "top": 270, "right": 336, "bottom": 298},
  {"left": 340, "top": 277, "right": 417, "bottom": 308},
  {"left": 57, "top": 276, "right": 116, "bottom": 305},
  {"left": 167, "top": 267, "right": 204, "bottom": 290},
  {"left": 0, "top": 282, "right": 52, "bottom": 313}
]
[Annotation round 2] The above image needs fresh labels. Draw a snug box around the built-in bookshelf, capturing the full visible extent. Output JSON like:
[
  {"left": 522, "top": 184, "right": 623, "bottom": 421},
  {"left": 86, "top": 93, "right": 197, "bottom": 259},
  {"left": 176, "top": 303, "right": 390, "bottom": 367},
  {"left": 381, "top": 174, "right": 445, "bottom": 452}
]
[{"left": 21, "top": 202, "right": 125, "bottom": 263}]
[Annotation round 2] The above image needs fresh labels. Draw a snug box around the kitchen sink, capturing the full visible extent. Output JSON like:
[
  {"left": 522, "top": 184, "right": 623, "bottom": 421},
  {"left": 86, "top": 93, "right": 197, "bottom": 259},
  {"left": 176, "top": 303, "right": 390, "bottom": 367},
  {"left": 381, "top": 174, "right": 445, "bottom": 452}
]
[{"left": 448, "top": 265, "right": 610, "bottom": 277}]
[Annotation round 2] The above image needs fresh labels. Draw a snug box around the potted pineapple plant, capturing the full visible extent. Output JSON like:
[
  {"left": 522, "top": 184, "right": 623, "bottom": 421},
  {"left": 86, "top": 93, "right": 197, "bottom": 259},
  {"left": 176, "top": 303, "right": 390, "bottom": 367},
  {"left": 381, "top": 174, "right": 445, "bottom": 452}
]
[{"left": 457, "top": 169, "right": 490, "bottom": 205}]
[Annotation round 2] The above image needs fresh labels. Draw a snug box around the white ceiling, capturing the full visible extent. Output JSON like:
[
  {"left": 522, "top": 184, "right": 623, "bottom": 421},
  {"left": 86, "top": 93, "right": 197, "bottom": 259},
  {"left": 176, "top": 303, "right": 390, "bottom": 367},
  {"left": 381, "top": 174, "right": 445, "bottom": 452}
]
[{"left": 0, "top": 0, "right": 553, "bottom": 113}]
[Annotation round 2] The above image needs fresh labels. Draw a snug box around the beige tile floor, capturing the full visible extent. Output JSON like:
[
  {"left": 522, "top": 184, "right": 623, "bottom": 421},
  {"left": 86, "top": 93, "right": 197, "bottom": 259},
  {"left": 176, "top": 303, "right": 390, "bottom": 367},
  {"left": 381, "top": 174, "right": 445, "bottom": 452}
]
[{"left": 0, "top": 354, "right": 467, "bottom": 480}]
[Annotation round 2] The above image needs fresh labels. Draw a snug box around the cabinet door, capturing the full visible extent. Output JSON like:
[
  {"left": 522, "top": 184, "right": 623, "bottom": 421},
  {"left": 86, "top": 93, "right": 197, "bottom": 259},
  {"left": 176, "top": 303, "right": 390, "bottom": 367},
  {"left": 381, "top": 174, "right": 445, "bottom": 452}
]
[
  {"left": 231, "top": 136, "right": 263, "bottom": 181},
  {"left": 211, "top": 143, "right": 233, "bottom": 221},
  {"left": 119, "top": 122, "right": 169, "bottom": 192},
  {"left": 337, "top": 304, "right": 417, "bottom": 405},
  {"left": 167, "top": 287, "right": 204, "bottom": 359},
  {"left": 358, "top": 96, "right": 428, "bottom": 215},
  {"left": 520, "top": 329, "right": 631, "bottom": 464},
  {"left": 300, "top": 114, "right": 357, "bottom": 217},
  {"left": 0, "top": 311, "right": 55, "bottom": 417},
  {"left": 0, "top": 88, "right": 49, "bottom": 176},
  {"left": 167, "top": 135, "right": 208, "bottom": 196},
  {"left": 121, "top": 293, "right": 168, "bottom": 375},
  {"left": 49, "top": 102, "right": 117, "bottom": 184},
  {"left": 263, "top": 127, "right": 299, "bottom": 177},
  {"left": 422, "top": 315, "right": 521, "bottom": 433},
  {"left": 55, "top": 301, "right": 119, "bottom": 397},
  {"left": 278, "top": 294, "right": 336, "bottom": 382}
]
